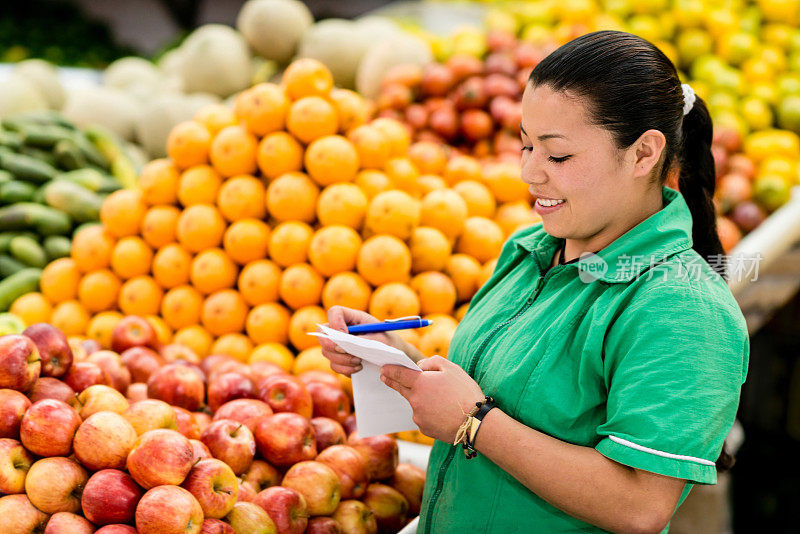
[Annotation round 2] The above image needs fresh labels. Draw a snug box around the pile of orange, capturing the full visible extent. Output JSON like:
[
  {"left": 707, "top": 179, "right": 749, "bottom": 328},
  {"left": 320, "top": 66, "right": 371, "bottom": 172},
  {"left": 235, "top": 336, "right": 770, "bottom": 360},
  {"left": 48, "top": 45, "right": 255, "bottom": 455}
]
[{"left": 10, "top": 58, "right": 541, "bottom": 373}]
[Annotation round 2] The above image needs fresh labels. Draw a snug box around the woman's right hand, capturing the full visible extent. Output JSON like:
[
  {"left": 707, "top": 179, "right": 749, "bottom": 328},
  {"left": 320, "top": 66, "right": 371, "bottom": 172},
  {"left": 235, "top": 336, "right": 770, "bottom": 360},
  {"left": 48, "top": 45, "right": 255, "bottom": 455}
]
[{"left": 318, "top": 306, "right": 395, "bottom": 376}]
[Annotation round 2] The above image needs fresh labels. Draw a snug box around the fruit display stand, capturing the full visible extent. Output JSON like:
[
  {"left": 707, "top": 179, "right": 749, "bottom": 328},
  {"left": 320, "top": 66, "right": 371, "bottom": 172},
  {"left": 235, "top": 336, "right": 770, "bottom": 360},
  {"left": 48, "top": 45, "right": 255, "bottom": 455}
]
[{"left": 729, "top": 185, "right": 800, "bottom": 333}]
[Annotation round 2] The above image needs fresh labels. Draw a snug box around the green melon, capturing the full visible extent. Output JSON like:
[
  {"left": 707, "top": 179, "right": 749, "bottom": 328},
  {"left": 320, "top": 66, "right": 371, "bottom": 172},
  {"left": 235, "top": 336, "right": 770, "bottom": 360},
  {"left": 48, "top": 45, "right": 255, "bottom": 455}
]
[
  {"left": 61, "top": 86, "right": 140, "bottom": 141},
  {"left": 356, "top": 34, "right": 433, "bottom": 99},
  {"left": 236, "top": 0, "right": 313, "bottom": 64},
  {"left": 178, "top": 24, "right": 253, "bottom": 97},
  {"left": 13, "top": 59, "right": 65, "bottom": 110}
]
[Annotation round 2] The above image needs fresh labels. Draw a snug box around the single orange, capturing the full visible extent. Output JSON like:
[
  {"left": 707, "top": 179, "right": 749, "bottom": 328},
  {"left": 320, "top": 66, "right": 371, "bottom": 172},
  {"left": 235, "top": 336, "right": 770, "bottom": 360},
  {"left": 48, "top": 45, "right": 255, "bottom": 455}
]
[
  {"left": 409, "top": 226, "right": 451, "bottom": 273},
  {"left": 234, "top": 83, "right": 288, "bottom": 136},
  {"left": 210, "top": 333, "right": 253, "bottom": 363},
  {"left": 194, "top": 104, "right": 237, "bottom": 135},
  {"left": 287, "top": 306, "right": 327, "bottom": 351},
  {"left": 453, "top": 180, "right": 496, "bottom": 218},
  {"left": 71, "top": 225, "right": 115, "bottom": 273},
  {"left": 292, "top": 346, "right": 332, "bottom": 375},
  {"left": 369, "top": 283, "right": 420, "bottom": 321},
  {"left": 161, "top": 285, "right": 204, "bottom": 330},
  {"left": 244, "top": 302, "right": 290, "bottom": 345},
  {"left": 139, "top": 158, "right": 180, "bottom": 205},
  {"left": 282, "top": 58, "right": 334, "bottom": 100},
  {"left": 10, "top": 292, "right": 52, "bottom": 326},
  {"left": 250, "top": 343, "right": 294, "bottom": 371},
  {"left": 286, "top": 96, "right": 338, "bottom": 144},
  {"left": 445, "top": 253, "right": 482, "bottom": 302},
  {"left": 304, "top": 135, "right": 359, "bottom": 186},
  {"left": 384, "top": 157, "right": 421, "bottom": 196},
  {"left": 322, "top": 272, "right": 371, "bottom": 311},
  {"left": 118, "top": 276, "right": 163, "bottom": 317},
  {"left": 329, "top": 88, "right": 370, "bottom": 133},
  {"left": 201, "top": 289, "right": 249, "bottom": 336},
  {"left": 420, "top": 188, "right": 468, "bottom": 240},
  {"left": 100, "top": 189, "right": 146, "bottom": 238},
  {"left": 357, "top": 235, "right": 412, "bottom": 286},
  {"left": 308, "top": 225, "right": 362, "bottom": 277},
  {"left": 347, "top": 124, "right": 391, "bottom": 170},
  {"left": 268, "top": 221, "right": 314, "bottom": 267},
  {"left": 479, "top": 258, "right": 498, "bottom": 287},
  {"left": 78, "top": 269, "right": 122, "bottom": 313},
  {"left": 408, "top": 141, "right": 448, "bottom": 175},
  {"left": 257, "top": 131, "right": 304, "bottom": 181},
  {"left": 40, "top": 258, "right": 80, "bottom": 303},
  {"left": 455, "top": 302, "right": 470, "bottom": 321},
  {"left": 141, "top": 205, "right": 181, "bottom": 249},
  {"left": 443, "top": 155, "right": 482, "bottom": 185},
  {"left": 494, "top": 201, "right": 541, "bottom": 237},
  {"left": 151, "top": 243, "right": 192, "bottom": 289},
  {"left": 190, "top": 248, "right": 238, "bottom": 295},
  {"left": 279, "top": 263, "right": 324, "bottom": 310},
  {"left": 316, "top": 183, "right": 368, "bottom": 229},
  {"left": 173, "top": 325, "right": 214, "bottom": 358},
  {"left": 86, "top": 311, "right": 124, "bottom": 349},
  {"left": 216, "top": 174, "right": 267, "bottom": 222},
  {"left": 456, "top": 217, "right": 505, "bottom": 263},
  {"left": 176, "top": 204, "right": 226, "bottom": 252},
  {"left": 266, "top": 172, "right": 319, "bottom": 223},
  {"left": 178, "top": 165, "right": 223, "bottom": 207},
  {"left": 209, "top": 125, "right": 258, "bottom": 178},
  {"left": 365, "top": 190, "right": 421, "bottom": 239},
  {"left": 410, "top": 272, "right": 457, "bottom": 315},
  {"left": 418, "top": 321, "right": 458, "bottom": 358},
  {"left": 483, "top": 162, "right": 528, "bottom": 202},
  {"left": 167, "top": 121, "right": 212, "bottom": 170},
  {"left": 51, "top": 300, "right": 90, "bottom": 336},
  {"left": 371, "top": 117, "right": 411, "bottom": 157},
  {"left": 238, "top": 259, "right": 282, "bottom": 306},
  {"left": 145, "top": 315, "right": 172, "bottom": 347},
  {"left": 223, "top": 219, "right": 270, "bottom": 265},
  {"left": 418, "top": 174, "right": 447, "bottom": 195},
  {"left": 354, "top": 170, "right": 392, "bottom": 199},
  {"left": 110, "top": 236, "right": 153, "bottom": 280}
]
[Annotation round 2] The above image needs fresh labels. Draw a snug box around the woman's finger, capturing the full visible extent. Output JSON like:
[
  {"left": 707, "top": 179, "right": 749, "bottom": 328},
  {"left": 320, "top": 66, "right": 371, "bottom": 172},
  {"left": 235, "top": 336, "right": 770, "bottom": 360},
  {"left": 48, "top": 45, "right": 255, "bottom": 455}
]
[
  {"left": 381, "top": 373, "right": 412, "bottom": 398},
  {"left": 331, "top": 362, "right": 362, "bottom": 376},
  {"left": 418, "top": 355, "right": 448, "bottom": 371},
  {"left": 325, "top": 352, "right": 362, "bottom": 368}
]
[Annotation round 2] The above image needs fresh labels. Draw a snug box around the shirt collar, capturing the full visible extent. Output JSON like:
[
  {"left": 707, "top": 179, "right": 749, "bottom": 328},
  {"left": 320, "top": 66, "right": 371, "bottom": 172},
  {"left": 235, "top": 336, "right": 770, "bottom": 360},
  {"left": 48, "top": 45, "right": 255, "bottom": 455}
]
[{"left": 513, "top": 187, "right": 694, "bottom": 283}]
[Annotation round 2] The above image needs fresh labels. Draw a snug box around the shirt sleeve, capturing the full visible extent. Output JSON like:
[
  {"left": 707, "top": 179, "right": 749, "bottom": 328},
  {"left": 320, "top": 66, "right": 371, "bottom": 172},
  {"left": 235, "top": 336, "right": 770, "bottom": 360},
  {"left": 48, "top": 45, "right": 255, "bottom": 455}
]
[{"left": 595, "top": 280, "right": 749, "bottom": 485}]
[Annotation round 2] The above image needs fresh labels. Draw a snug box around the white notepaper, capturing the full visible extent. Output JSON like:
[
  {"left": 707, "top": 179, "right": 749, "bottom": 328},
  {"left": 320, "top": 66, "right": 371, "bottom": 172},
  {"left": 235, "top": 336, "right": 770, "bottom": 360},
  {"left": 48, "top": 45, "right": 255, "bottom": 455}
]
[{"left": 308, "top": 324, "right": 421, "bottom": 438}]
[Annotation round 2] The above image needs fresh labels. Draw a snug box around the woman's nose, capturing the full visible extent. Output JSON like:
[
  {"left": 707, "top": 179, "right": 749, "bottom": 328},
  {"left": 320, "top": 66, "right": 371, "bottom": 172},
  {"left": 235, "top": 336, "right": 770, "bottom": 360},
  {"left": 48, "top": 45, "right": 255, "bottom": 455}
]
[{"left": 521, "top": 159, "right": 548, "bottom": 185}]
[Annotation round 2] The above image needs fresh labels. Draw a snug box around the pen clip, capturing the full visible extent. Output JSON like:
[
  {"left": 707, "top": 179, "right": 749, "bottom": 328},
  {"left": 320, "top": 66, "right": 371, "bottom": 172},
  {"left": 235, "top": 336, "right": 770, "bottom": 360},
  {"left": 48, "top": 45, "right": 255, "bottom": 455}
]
[{"left": 384, "top": 316, "right": 422, "bottom": 323}]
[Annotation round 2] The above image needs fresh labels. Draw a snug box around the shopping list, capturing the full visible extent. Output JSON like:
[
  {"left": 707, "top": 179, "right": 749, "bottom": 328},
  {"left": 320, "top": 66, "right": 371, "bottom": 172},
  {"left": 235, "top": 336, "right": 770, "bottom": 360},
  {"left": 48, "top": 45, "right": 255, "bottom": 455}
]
[{"left": 308, "top": 324, "right": 421, "bottom": 438}]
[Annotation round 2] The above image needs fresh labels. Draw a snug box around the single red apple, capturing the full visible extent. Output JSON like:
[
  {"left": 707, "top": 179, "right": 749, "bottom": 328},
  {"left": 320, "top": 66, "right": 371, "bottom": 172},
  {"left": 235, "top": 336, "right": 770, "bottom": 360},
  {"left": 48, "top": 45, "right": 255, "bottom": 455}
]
[
  {"left": 74, "top": 411, "right": 137, "bottom": 471},
  {"left": 126, "top": 429, "right": 194, "bottom": 489},
  {"left": 310, "top": 417, "right": 347, "bottom": 452},
  {"left": 148, "top": 363, "right": 205, "bottom": 411},
  {"left": 316, "top": 445, "right": 370, "bottom": 500},
  {"left": 76, "top": 384, "right": 129, "bottom": 419},
  {"left": 160, "top": 343, "right": 200, "bottom": 364},
  {"left": 23, "top": 323, "right": 73, "bottom": 378},
  {"left": 194, "top": 411, "right": 213, "bottom": 433},
  {"left": 20, "top": 398, "right": 81, "bottom": 457},
  {"left": 201, "top": 419, "right": 256, "bottom": 475},
  {"left": 0, "top": 437, "right": 33, "bottom": 494},
  {"left": 189, "top": 438, "right": 213, "bottom": 463},
  {"left": 124, "top": 398, "right": 178, "bottom": 435},
  {"left": 82, "top": 338, "right": 102, "bottom": 356},
  {"left": 213, "top": 399, "right": 273, "bottom": 432},
  {"left": 63, "top": 361, "right": 111, "bottom": 393},
  {"left": 241, "top": 459, "right": 281, "bottom": 494},
  {"left": 362, "top": 483, "right": 409, "bottom": 533},
  {"left": 0, "top": 494, "right": 50, "bottom": 533},
  {"left": 25, "top": 456, "right": 88, "bottom": 514},
  {"left": 182, "top": 458, "right": 239, "bottom": 519},
  {"left": 332, "top": 500, "right": 377, "bottom": 534},
  {"left": 0, "top": 334, "right": 41, "bottom": 392},
  {"left": 255, "top": 412, "right": 316, "bottom": 467},
  {"left": 257, "top": 374, "right": 313, "bottom": 419},
  {"left": 281, "top": 461, "right": 341, "bottom": 516},
  {"left": 120, "top": 347, "right": 164, "bottom": 383},
  {"left": 388, "top": 463, "right": 425, "bottom": 516},
  {"left": 347, "top": 434, "right": 398, "bottom": 481},
  {"left": 135, "top": 485, "right": 203, "bottom": 534},
  {"left": 207, "top": 372, "right": 254, "bottom": 413},
  {"left": 88, "top": 350, "right": 131, "bottom": 393},
  {"left": 201, "top": 518, "right": 235, "bottom": 534},
  {"left": 95, "top": 526, "right": 139, "bottom": 534},
  {"left": 111, "top": 316, "right": 157, "bottom": 354},
  {"left": 307, "top": 382, "right": 350, "bottom": 424},
  {"left": 305, "top": 516, "right": 343, "bottom": 534},
  {"left": 208, "top": 361, "right": 251, "bottom": 384},
  {"left": 248, "top": 361, "right": 285, "bottom": 385},
  {"left": 43, "top": 512, "right": 94, "bottom": 534},
  {"left": 343, "top": 414, "right": 357, "bottom": 436},
  {"left": 0, "top": 388, "right": 31, "bottom": 439},
  {"left": 253, "top": 486, "right": 309, "bottom": 534},
  {"left": 82, "top": 469, "right": 143, "bottom": 526},
  {"left": 200, "top": 354, "right": 237, "bottom": 377},
  {"left": 297, "top": 370, "right": 342, "bottom": 390},
  {"left": 175, "top": 406, "right": 202, "bottom": 440},
  {"left": 27, "top": 377, "right": 78, "bottom": 408},
  {"left": 237, "top": 481, "right": 257, "bottom": 503}
]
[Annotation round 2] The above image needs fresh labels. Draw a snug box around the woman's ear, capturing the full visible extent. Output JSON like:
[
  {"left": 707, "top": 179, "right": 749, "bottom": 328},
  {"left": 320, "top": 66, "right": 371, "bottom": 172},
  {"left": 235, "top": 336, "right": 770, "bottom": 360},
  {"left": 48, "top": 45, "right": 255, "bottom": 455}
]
[{"left": 630, "top": 129, "right": 667, "bottom": 179}]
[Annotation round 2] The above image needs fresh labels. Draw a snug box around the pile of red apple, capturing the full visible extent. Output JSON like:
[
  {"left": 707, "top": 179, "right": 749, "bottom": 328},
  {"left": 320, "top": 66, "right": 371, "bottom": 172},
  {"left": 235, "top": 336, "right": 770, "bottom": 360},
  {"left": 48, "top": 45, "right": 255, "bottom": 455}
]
[
  {"left": 0, "top": 317, "right": 425, "bottom": 534},
  {"left": 376, "top": 32, "right": 552, "bottom": 162}
]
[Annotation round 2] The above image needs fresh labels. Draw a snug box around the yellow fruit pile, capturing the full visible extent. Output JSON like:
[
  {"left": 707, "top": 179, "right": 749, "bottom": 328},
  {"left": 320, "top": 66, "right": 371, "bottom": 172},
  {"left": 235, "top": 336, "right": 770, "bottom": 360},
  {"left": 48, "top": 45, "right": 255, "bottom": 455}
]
[{"left": 10, "top": 58, "right": 541, "bottom": 371}]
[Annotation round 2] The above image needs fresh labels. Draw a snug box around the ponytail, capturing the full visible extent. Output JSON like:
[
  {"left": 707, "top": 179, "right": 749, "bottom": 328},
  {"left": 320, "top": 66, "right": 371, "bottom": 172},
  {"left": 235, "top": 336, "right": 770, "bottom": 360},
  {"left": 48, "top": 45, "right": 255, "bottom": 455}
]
[{"left": 678, "top": 96, "right": 727, "bottom": 280}]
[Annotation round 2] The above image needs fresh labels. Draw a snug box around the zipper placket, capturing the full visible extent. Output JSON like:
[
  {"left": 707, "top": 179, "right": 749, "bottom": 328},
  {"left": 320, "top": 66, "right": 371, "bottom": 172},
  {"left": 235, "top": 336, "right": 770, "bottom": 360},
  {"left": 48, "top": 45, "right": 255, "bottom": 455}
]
[{"left": 423, "top": 264, "right": 555, "bottom": 534}]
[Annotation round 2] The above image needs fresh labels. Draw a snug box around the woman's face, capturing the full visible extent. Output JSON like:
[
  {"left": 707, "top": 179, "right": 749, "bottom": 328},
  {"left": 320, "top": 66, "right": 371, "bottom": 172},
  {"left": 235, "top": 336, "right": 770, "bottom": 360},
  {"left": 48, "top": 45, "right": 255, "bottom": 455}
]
[{"left": 520, "top": 84, "right": 648, "bottom": 244}]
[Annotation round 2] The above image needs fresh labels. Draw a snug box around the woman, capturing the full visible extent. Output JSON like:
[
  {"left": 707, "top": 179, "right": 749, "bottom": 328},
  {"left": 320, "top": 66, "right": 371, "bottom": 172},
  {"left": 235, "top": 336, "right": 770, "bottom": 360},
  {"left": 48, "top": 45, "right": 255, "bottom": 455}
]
[{"left": 320, "top": 31, "right": 749, "bottom": 533}]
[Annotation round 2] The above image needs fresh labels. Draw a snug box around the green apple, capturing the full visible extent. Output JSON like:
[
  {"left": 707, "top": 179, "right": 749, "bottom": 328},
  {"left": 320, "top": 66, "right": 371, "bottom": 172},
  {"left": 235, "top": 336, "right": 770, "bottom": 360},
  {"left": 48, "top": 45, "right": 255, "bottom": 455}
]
[
  {"left": 0, "top": 314, "right": 26, "bottom": 336},
  {"left": 778, "top": 95, "right": 800, "bottom": 132}
]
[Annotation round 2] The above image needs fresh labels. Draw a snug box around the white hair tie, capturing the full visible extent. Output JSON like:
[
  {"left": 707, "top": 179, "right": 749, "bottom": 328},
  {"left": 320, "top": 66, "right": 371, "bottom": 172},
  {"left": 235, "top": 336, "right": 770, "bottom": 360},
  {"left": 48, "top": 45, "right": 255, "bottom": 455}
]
[{"left": 681, "top": 83, "right": 696, "bottom": 116}]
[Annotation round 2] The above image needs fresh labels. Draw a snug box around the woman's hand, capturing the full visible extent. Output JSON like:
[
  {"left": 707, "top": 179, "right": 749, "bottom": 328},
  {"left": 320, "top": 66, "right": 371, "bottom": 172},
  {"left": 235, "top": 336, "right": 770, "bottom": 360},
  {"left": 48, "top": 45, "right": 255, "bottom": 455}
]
[
  {"left": 318, "top": 306, "right": 395, "bottom": 376},
  {"left": 380, "top": 356, "right": 484, "bottom": 443}
]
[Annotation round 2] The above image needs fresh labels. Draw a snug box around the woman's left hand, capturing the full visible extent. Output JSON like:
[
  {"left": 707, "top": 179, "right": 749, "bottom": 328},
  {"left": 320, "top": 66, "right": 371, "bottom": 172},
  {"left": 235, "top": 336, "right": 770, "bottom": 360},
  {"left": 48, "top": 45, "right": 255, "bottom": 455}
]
[{"left": 380, "top": 356, "right": 484, "bottom": 443}]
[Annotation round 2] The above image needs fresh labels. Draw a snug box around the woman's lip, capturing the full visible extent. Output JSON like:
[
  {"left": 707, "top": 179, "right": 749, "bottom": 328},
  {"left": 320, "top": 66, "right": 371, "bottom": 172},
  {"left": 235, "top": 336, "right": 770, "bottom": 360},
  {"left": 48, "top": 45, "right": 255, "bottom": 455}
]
[{"left": 528, "top": 186, "right": 564, "bottom": 200}]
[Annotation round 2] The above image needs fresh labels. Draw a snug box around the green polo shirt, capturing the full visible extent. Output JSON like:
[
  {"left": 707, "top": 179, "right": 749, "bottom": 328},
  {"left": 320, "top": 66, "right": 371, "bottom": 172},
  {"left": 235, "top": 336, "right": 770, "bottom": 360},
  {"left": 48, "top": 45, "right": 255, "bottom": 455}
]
[{"left": 419, "top": 187, "right": 749, "bottom": 533}]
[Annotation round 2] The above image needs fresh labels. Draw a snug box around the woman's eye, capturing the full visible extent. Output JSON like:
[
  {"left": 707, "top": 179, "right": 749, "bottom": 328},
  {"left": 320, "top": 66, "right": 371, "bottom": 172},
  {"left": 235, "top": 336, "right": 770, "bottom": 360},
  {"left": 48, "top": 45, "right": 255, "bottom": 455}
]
[
  {"left": 548, "top": 155, "right": 571, "bottom": 163},
  {"left": 521, "top": 146, "right": 533, "bottom": 152}
]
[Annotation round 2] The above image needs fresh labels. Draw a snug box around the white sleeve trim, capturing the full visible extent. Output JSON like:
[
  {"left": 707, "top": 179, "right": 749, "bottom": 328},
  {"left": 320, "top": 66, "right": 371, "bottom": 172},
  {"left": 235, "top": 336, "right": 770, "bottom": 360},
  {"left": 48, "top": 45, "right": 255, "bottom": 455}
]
[{"left": 608, "top": 435, "right": 716, "bottom": 466}]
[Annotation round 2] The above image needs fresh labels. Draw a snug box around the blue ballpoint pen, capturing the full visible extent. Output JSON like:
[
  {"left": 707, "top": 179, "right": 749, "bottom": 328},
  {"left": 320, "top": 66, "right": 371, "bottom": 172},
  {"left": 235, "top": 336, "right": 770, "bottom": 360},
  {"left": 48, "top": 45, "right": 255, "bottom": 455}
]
[{"left": 346, "top": 316, "right": 432, "bottom": 334}]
